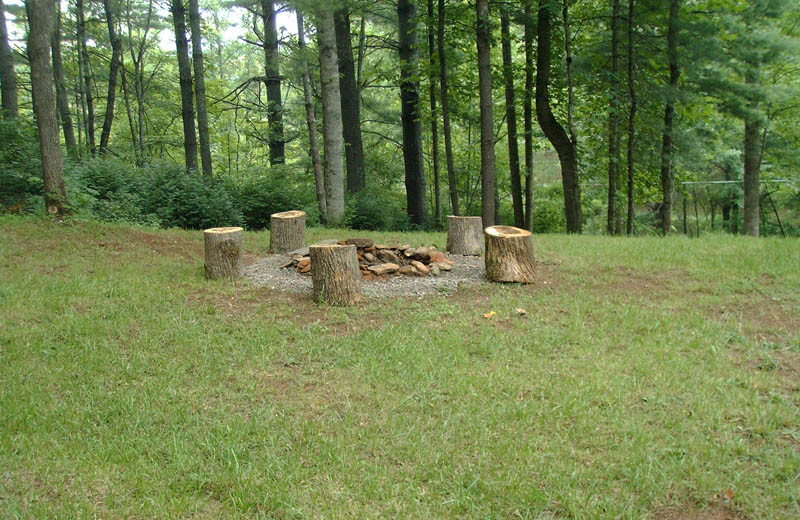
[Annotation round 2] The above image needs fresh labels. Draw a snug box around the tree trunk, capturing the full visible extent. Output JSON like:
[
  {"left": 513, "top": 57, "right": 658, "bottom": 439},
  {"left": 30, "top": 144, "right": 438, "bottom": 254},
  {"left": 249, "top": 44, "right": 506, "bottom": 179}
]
[
  {"left": 26, "top": 0, "right": 68, "bottom": 216},
  {"left": 536, "top": 0, "right": 581, "bottom": 233},
  {"left": 204, "top": 227, "right": 243, "bottom": 279},
  {"left": 334, "top": 7, "right": 366, "bottom": 194},
  {"left": 742, "top": 62, "right": 761, "bottom": 237},
  {"left": 427, "top": 0, "right": 441, "bottom": 226},
  {"left": 77, "top": 0, "right": 95, "bottom": 154},
  {"left": 438, "top": 0, "right": 459, "bottom": 216},
  {"left": 269, "top": 210, "right": 306, "bottom": 254},
  {"left": 523, "top": 0, "right": 534, "bottom": 230},
  {"left": 119, "top": 51, "right": 139, "bottom": 163},
  {"left": 0, "top": 0, "right": 19, "bottom": 118},
  {"left": 189, "top": 0, "right": 212, "bottom": 176},
  {"left": 626, "top": 0, "right": 636, "bottom": 235},
  {"left": 447, "top": 215, "right": 483, "bottom": 255},
  {"left": 476, "top": 0, "right": 496, "bottom": 228},
  {"left": 607, "top": 0, "right": 621, "bottom": 235},
  {"left": 51, "top": 3, "right": 77, "bottom": 157},
  {"left": 297, "top": 11, "right": 326, "bottom": 223},
  {"left": 310, "top": 244, "right": 361, "bottom": 305},
  {"left": 317, "top": 8, "right": 346, "bottom": 225},
  {"left": 171, "top": 0, "right": 198, "bottom": 172},
  {"left": 659, "top": 0, "right": 680, "bottom": 235},
  {"left": 501, "top": 11, "right": 524, "bottom": 228},
  {"left": 99, "top": 0, "right": 122, "bottom": 155},
  {"left": 261, "top": 0, "right": 284, "bottom": 165},
  {"left": 484, "top": 225, "right": 536, "bottom": 283},
  {"left": 398, "top": 0, "right": 428, "bottom": 227}
]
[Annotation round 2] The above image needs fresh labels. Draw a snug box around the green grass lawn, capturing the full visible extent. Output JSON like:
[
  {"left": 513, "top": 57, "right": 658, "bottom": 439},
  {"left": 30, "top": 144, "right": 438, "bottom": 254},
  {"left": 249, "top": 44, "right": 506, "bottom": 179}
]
[{"left": 1, "top": 215, "right": 798, "bottom": 519}]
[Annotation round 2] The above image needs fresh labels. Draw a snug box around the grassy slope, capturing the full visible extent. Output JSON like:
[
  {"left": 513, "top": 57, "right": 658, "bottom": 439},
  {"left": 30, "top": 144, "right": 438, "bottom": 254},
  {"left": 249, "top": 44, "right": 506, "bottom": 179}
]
[{"left": 0, "top": 216, "right": 798, "bottom": 519}]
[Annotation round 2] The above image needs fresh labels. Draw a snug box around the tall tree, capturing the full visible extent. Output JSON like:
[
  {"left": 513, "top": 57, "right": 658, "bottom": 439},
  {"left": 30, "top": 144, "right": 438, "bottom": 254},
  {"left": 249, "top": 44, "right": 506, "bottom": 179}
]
[
  {"left": 297, "top": 10, "right": 326, "bottom": 223},
  {"left": 262, "top": 0, "right": 284, "bottom": 165},
  {"left": 189, "top": 0, "right": 213, "bottom": 176},
  {"left": 501, "top": 9, "right": 524, "bottom": 228},
  {"left": 76, "top": 0, "right": 96, "bottom": 153},
  {"left": 0, "top": 0, "right": 18, "bottom": 118},
  {"left": 317, "top": 7, "right": 345, "bottom": 225},
  {"left": 398, "top": 0, "right": 428, "bottom": 227},
  {"left": 51, "top": 2, "right": 77, "bottom": 158},
  {"left": 427, "top": 0, "right": 441, "bottom": 225},
  {"left": 659, "top": 0, "right": 680, "bottom": 235},
  {"left": 438, "top": 0, "right": 459, "bottom": 216},
  {"left": 170, "top": 0, "right": 198, "bottom": 172},
  {"left": 742, "top": 60, "right": 761, "bottom": 236},
  {"left": 536, "top": 0, "right": 581, "bottom": 233},
  {"left": 334, "top": 6, "right": 366, "bottom": 193},
  {"left": 607, "top": 0, "right": 621, "bottom": 235},
  {"left": 26, "top": 0, "right": 68, "bottom": 215},
  {"left": 99, "top": 0, "right": 122, "bottom": 154},
  {"left": 625, "top": 0, "right": 636, "bottom": 235},
  {"left": 523, "top": 0, "right": 534, "bottom": 230},
  {"left": 476, "top": 0, "right": 496, "bottom": 227}
]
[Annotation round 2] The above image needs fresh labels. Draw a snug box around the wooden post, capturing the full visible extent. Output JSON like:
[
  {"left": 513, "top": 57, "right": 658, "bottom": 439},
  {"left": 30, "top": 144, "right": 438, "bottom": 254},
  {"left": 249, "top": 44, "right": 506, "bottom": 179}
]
[
  {"left": 484, "top": 225, "right": 536, "bottom": 283},
  {"left": 204, "top": 227, "right": 244, "bottom": 279},
  {"left": 310, "top": 243, "right": 361, "bottom": 305},
  {"left": 269, "top": 210, "right": 306, "bottom": 253},
  {"left": 446, "top": 215, "right": 483, "bottom": 255}
]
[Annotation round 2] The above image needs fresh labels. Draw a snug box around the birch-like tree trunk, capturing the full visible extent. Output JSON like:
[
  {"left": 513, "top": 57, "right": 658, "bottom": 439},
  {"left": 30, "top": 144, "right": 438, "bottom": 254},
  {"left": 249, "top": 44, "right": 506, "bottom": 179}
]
[{"left": 317, "top": 8, "right": 345, "bottom": 225}]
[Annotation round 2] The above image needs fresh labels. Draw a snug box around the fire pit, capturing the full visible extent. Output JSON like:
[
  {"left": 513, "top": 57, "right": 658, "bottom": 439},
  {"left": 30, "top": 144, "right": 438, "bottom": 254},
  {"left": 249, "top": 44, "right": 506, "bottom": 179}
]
[{"left": 282, "top": 238, "right": 455, "bottom": 280}]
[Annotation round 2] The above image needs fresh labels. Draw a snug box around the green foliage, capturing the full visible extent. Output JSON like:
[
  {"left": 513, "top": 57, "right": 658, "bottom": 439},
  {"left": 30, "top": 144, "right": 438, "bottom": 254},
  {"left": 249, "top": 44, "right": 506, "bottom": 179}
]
[
  {"left": 531, "top": 185, "right": 567, "bottom": 233},
  {"left": 69, "top": 157, "right": 241, "bottom": 229},
  {"left": 0, "top": 119, "right": 43, "bottom": 212},
  {"left": 344, "top": 188, "right": 410, "bottom": 231},
  {"left": 235, "top": 166, "right": 318, "bottom": 230}
]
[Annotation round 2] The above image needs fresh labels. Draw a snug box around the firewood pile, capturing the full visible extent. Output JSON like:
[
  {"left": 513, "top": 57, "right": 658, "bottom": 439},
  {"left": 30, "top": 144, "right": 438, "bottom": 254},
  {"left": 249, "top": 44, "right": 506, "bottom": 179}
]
[{"left": 281, "top": 238, "right": 455, "bottom": 279}]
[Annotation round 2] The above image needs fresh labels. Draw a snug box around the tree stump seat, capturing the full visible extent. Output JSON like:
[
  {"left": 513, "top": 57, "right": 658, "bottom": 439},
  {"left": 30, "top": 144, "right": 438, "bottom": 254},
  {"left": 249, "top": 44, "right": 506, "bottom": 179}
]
[
  {"left": 310, "top": 243, "right": 361, "bottom": 305},
  {"left": 269, "top": 210, "right": 306, "bottom": 254},
  {"left": 446, "top": 215, "right": 483, "bottom": 255},
  {"left": 484, "top": 225, "right": 536, "bottom": 283},
  {"left": 204, "top": 226, "right": 244, "bottom": 279}
]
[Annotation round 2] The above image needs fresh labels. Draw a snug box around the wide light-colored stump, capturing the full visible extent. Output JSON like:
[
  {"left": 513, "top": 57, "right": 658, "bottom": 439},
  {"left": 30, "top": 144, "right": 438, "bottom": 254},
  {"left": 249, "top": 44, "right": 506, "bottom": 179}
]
[
  {"left": 484, "top": 225, "right": 536, "bottom": 283},
  {"left": 204, "top": 227, "right": 244, "bottom": 279},
  {"left": 269, "top": 210, "right": 306, "bottom": 253},
  {"left": 447, "top": 215, "right": 483, "bottom": 255},
  {"left": 310, "top": 243, "right": 361, "bottom": 305}
]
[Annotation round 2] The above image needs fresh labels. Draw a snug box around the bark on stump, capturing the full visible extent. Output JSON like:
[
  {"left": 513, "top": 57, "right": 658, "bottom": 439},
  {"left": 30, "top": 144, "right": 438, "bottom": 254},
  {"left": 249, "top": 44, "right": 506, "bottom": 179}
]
[
  {"left": 484, "top": 225, "right": 536, "bottom": 283},
  {"left": 310, "top": 244, "right": 361, "bottom": 305},
  {"left": 447, "top": 215, "right": 483, "bottom": 255},
  {"left": 204, "top": 227, "right": 244, "bottom": 279},
  {"left": 269, "top": 210, "right": 306, "bottom": 253}
]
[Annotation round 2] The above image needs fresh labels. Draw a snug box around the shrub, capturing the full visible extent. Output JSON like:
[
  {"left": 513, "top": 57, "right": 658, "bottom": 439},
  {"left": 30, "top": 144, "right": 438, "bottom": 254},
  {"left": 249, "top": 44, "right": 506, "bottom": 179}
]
[
  {"left": 345, "top": 188, "right": 409, "bottom": 231},
  {"left": 236, "top": 167, "right": 317, "bottom": 230},
  {"left": 0, "top": 119, "right": 43, "bottom": 212}
]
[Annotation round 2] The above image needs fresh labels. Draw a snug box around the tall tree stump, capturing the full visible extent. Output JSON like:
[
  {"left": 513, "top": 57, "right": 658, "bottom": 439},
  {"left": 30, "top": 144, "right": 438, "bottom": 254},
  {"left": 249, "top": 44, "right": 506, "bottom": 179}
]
[
  {"left": 447, "top": 215, "right": 484, "bottom": 255},
  {"left": 269, "top": 210, "right": 306, "bottom": 253},
  {"left": 310, "top": 243, "right": 361, "bottom": 305},
  {"left": 204, "top": 227, "right": 244, "bottom": 279},
  {"left": 484, "top": 225, "right": 536, "bottom": 283}
]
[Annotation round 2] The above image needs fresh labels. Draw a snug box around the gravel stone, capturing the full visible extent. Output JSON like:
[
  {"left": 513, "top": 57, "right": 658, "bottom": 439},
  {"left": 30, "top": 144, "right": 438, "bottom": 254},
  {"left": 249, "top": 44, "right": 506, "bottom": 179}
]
[{"left": 242, "top": 254, "right": 487, "bottom": 298}]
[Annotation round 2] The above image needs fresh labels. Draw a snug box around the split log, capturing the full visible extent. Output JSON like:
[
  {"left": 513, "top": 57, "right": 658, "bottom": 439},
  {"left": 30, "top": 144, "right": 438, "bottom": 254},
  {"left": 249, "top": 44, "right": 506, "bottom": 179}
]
[
  {"left": 310, "top": 243, "right": 361, "bottom": 305},
  {"left": 484, "top": 225, "right": 536, "bottom": 283},
  {"left": 269, "top": 210, "right": 306, "bottom": 253},
  {"left": 204, "top": 227, "right": 244, "bottom": 279},
  {"left": 447, "top": 215, "right": 483, "bottom": 255}
]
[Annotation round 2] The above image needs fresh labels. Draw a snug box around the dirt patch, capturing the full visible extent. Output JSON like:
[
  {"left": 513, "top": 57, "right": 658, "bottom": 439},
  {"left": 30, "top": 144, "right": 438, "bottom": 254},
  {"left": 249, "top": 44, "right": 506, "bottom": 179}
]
[
  {"left": 653, "top": 503, "right": 747, "bottom": 520},
  {"left": 713, "top": 300, "right": 800, "bottom": 343}
]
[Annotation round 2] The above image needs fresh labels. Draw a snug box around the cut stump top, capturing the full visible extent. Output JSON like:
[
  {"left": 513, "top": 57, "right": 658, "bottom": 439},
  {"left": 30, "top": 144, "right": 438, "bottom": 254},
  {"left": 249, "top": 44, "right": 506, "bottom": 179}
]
[
  {"left": 272, "top": 210, "right": 306, "bottom": 219},
  {"left": 485, "top": 225, "right": 531, "bottom": 238},
  {"left": 205, "top": 227, "right": 244, "bottom": 234}
]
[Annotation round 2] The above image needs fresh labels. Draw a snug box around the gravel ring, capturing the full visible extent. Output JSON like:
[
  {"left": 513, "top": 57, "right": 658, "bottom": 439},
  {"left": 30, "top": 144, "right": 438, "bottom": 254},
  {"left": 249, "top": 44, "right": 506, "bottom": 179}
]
[{"left": 242, "top": 254, "right": 487, "bottom": 298}]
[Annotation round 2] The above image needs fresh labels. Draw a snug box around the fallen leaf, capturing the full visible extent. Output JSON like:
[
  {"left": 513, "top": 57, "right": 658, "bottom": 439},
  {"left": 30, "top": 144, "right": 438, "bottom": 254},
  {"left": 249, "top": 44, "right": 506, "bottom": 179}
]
[
  {"left": 724, "top": 488, "right": 735, "bottom": 501},
  {"left": 483, "top": 311, "right": 497, "bottom": 321},
  {"left": 516, "top": 308, "right": 528, "bottom": 316}
]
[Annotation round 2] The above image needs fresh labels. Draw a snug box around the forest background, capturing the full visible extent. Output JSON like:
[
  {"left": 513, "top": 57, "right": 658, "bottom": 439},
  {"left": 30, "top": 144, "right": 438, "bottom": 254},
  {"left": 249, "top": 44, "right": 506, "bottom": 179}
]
[{"left": 1, "top": 0, "right": 799, "bottom": 237}]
